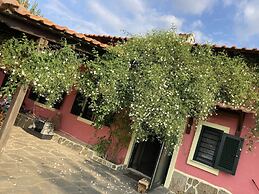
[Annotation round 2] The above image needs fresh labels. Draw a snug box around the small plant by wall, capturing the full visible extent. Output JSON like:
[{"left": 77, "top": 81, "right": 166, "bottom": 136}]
[
  {"left": 94, "top": 109, "right": 131, "bottom": 163},
  {"left": 94, "top": 136, "right": 111, "bottom": 158}
]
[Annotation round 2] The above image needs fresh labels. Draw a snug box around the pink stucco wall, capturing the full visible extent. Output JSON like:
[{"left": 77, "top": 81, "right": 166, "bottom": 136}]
[
  {"left": 23, "top": 90, "right": 128, "bottom": 164},
  {"left": 0, "top": 71, "right": 128, "bottom": 164},
  {"left": 176, "top": 110, "right": 259, "bottom": 194}
]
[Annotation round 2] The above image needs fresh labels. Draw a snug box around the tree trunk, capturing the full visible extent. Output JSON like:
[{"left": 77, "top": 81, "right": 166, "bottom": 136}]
[{"left": 0, "top": 85, "right": 28, "bottom": 154}]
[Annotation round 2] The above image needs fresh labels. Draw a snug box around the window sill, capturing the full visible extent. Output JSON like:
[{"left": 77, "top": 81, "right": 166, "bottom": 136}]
[
  {"left": 187, "top": 159, "right": 219, "bottom": 175},
  {"left": 77, "top": 116, "right": 93, "bottom": 125},
  {"left": 34, "top": 102, "right": 56, "bottom": 112}
]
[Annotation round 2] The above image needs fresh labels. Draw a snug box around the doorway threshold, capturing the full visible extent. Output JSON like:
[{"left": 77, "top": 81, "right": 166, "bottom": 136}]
[{"left": 125, "top": 168, "right": 151, "bottom": 182}]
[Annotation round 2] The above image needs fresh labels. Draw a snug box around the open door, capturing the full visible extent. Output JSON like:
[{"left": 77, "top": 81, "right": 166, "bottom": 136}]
[
  {"left": 129, "top": 138, "right": 162, "bottom": 178},
  {"left": 128, "top": 138, "right": 173, "bottom": 190},
  {"left": 150, "top": 143, "right": 172, "bottom": 189}
]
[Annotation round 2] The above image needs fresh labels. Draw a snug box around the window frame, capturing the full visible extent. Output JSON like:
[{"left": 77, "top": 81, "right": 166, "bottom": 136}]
[
  {"left": 187, "top": 121, "right": 230, "bottom": 175},
  {"left": 70, "top": 92, "right": 94, "bottom": 122},
  {"left": 193, "top": 126, "right": 224, "bottom": 167},
  {"left": 28, "top": 88, "right": 66, "bottom": 110}
]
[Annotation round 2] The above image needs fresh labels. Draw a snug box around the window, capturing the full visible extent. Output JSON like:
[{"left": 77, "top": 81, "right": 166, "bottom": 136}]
[
  {"left": 28, "top": 89, "right": 65, "bottom": 110},
  {"left": 70, "top": 92, "right": 94, "bottom": 121},
  {"left": 28, "top": 89, "right": 47, "bottom": 104},
  {"left": 193, "top": 126, "right": 223, "bottom": 167},
  {"left": 188, "top": 121, "right": 244, "bottom": 175},
  {"left": 0, "top": 73, "right": 9, "bottom": 88}
]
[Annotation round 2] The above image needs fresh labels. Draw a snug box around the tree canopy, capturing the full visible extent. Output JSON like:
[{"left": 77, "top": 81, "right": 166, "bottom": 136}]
[{"left": 0, "top": 31, "right": 258, "bottom": 149}]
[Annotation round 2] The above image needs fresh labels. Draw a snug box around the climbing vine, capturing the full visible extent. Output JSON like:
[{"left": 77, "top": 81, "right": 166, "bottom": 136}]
[
  {"left": 0, "top": 31, "right": 258, "bottom": 150},
  {"left": 0, "top": 36, "right": 82, "bottom": 105},
  {"left": 80, "top": 30, "right": 259, "bottom": 150}
]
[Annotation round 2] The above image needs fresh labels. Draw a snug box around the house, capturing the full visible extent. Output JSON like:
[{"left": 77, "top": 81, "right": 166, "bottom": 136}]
[
  {"left": 121, "top": 44, "right": 259, "bottom": 193},
  {"left": 0, "top": 1, "right": 258, "bottom": 194},
  {"left": 122, "top": 46, "right": 259, "bottom": 193},
  {"left": 0, "top": 0, "right": 129, "bottom": 164}
]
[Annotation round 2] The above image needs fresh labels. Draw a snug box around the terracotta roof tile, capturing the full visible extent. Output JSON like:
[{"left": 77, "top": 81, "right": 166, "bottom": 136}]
[
  {"left": 0, "top": 0, "right": 19, "bottom": 8},
  {"left": 85, "top": 34, "right": 128, "bottom": 40},
  {"left": 0, "top": 0, "right": 108, "bottom": 48},
  {"left": 1, "top": 0, "right": 259, "bottom": 54},
  {"left": 41, "top": 19, "right": 54, "bottom": 26},
  {"left": 194, "top": 43, "right": 259, "bottom": 54},
  {"left": 84, "top": 34, "right": 128, "bottom": 45}
]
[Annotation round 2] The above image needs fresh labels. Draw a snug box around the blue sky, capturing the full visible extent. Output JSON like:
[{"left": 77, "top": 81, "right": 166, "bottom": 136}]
[{"left": 36, "top": 0, "right": 259, "bottom": 48}]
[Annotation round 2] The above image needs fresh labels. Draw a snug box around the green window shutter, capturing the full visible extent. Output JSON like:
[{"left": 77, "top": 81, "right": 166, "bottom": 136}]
[
  {"left": 193, "top": 126, "right": 223, "bottom": 167},
  {"left": 214, "top": 134, "right": 244, "bottom": 175}
]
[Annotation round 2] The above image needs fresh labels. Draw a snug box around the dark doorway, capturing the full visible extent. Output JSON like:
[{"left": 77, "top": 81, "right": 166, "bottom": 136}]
[
  {"left": 128, "top": 138, "right": 172, "bottom": 189},
  {"left": 129, "top": 138, "right": 162, "bottom": 177}
]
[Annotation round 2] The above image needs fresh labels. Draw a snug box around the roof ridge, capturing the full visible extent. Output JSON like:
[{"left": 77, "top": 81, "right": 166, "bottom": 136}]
[
  {"left": 192, "top": 43, "right": 259, "bottom": 53},
  {"left": 85, "top": 34, "right": 128, "bottom": 39},
  {"left": 0, "top": 0, "right": 19, "bottom": 7}
]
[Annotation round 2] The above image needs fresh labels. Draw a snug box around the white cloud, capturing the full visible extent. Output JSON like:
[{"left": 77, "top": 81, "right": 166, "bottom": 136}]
[
  {"left": 186, "top": 20, "right": 211, "bottom": 43},
  {"left": 234, "top": 0, "right": 259, "bottom": 41},
  {"left": 87, "top": 1, "right": 125, "bottom": 32},
  {"left": 39, "top": 0, "right": 184, "bottom": 36},
  {"left": 120, "top": 0, "right": 146, "bottom": 14},
  {"left": 42, "top": 0, "right": 106, "bottom": 34},
  {"left": 85, "top": 0, "right": 184, "bottom": 35},
  {"left": 191, "top": 20, "right": 203, "bottom": 29},
  {"left": 222, "top": 0, "right": 235, "bottom": 6},
  {"left": 193, "top": 30, "right": 212, "bottom": 43},
  {"left": 159, "top": 15, "right": 183, "bottom": 29},
  {"left": 171, "top": 0, "right": 216, "bottom": 15},
  {"left": 125, "top": 13, "right": 183, "bottom": 35}
]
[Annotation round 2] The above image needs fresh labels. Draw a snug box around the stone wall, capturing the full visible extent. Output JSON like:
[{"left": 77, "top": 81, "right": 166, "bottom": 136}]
[
  {"left": 169, "top": 170, "right": 231, "bottom": 194},
  {"left": 51, "top": 131, "right": 126, "bottom": 171}
]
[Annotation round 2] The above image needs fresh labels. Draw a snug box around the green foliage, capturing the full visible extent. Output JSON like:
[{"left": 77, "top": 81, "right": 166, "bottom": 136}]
[
  {"left": 0, "top": 36, "right": 82, "bottom": 106},
  {"left": 94, "top": 136, "right": 111, "bottom": 158},
  {"left": 82, "top": 30, "right": 259, "bottom": 149},
  {"left": 94, "top": 111, "right": 131, "bottom": 162},
  {"left": 17, "top": 0, "right": 41, "bottom": 16},
  {"left": 0, "top": 31, "right": 258, "bottom": 150}
]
